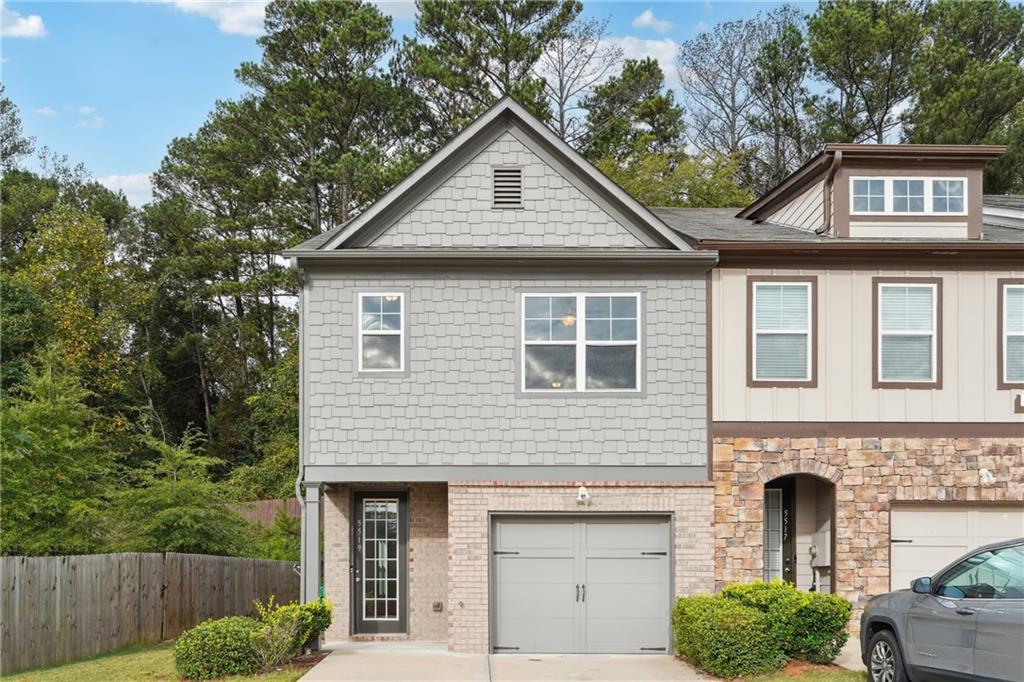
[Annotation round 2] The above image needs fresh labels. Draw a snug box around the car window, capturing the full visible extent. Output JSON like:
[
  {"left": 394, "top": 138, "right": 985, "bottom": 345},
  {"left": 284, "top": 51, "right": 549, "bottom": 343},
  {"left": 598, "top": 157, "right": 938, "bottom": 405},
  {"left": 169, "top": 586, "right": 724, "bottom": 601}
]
[{"left": 935, "top": 545, "right": 1024, "bottom": 600}]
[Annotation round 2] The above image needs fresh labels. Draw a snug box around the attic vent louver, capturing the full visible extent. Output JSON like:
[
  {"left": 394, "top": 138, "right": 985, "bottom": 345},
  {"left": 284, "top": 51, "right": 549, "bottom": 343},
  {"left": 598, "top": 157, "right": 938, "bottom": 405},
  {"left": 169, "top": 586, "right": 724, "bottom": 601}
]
[{"left": 493, "top": 167, "right": 523, "bottom": 208}]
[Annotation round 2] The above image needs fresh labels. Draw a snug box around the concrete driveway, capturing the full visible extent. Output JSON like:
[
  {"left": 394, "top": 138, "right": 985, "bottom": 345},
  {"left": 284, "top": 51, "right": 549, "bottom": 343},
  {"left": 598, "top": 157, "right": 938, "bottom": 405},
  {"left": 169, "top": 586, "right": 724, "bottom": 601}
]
[{"left": 299, "top": 641, "right": 704, "bottom": 682}]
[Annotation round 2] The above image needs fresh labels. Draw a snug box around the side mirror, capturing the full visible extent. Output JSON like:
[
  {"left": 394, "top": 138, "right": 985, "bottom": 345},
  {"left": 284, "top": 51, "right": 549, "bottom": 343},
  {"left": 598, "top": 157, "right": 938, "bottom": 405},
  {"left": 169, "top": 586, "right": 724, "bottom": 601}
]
[{"left": 911, "top": 577, "right": 932, "bottom": 594}]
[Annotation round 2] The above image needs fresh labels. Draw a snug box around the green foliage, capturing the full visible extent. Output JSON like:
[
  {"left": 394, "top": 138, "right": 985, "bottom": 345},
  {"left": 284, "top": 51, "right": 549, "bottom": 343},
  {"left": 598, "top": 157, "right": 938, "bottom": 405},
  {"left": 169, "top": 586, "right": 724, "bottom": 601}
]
[
  {"left": 581, "top": 58, "right": 685, "bottom": 163},
  {"left": 0, "top": 273, "right": 51, "bottom": 394},
  {"left": 253, "top": 596, "right": 334, "bottom": 657},
  {"left": 403, "top": 0, "right": 581, "bottom": 140},
  {"left": 722, "top": 580, "right": 853, "bottom": 665},
  {"left": 595, "top": 153, "right": 752, "bottom": 208},
  {"left": 256, "top": 508, "right": 301, "bottom": 562},
  {"left": 808, "top": 0, "right": 924, "bottom": 143},
  {"left": 673, "top": 594, "right": 788, "bottom": 678},
  {"left": 173, "top": 616, "right": 263, "bottom": 680},
  {"left": 0, "top": 346, "right": 111, "bottom": 555},
  {"left": 102, "top": 431, "right": 258, "bottom": 556}
]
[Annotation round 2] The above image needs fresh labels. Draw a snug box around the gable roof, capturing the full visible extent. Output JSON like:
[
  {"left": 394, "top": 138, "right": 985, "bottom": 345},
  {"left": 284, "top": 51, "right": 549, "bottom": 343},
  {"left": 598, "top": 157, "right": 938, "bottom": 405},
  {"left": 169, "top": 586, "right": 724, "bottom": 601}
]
[
  {"left": 285, "top": 97, "right": 696, "bottom": 257},
  {"left": 737, "top": 143, "right": 1008, "bottom": 221}
]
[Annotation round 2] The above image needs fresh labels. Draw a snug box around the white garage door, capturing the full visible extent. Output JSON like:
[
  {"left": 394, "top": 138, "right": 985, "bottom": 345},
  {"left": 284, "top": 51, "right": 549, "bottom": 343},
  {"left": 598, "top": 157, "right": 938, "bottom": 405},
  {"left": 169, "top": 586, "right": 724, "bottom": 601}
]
[{"left": 890, "top": 504, "right": 1024, "bottom": 590}]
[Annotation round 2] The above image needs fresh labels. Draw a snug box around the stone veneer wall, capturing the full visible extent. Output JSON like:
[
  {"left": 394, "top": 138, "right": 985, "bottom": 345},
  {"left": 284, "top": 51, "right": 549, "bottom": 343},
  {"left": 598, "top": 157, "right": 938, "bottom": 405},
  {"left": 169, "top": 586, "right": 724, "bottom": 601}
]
[
  {"left": 712, "top": 436, "right": 1023, "bottom": 616},
  {"left": 446, "top": 481, "right": 715, "bottom": 654},
  {"left": 322, "top": 483, "right": 448, "bottom": 641}
]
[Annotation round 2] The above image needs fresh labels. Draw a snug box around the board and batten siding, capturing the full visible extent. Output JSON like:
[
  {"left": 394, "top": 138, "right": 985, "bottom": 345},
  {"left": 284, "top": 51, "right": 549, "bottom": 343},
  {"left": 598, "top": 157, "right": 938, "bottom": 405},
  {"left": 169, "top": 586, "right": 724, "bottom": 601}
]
[
  {"left": 303, "top": 269, "right": 707, "bottom": 468},
  {"left": 712, "top": 267, "right": 1024, "bottom": 422}
]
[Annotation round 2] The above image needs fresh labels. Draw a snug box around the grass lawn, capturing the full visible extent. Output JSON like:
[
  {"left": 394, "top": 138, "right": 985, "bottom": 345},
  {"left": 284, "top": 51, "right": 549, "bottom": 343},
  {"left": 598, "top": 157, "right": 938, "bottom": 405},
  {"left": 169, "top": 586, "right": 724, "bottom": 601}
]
[{"left": 4, "top": 641, "right": 313, "bottom": 682}]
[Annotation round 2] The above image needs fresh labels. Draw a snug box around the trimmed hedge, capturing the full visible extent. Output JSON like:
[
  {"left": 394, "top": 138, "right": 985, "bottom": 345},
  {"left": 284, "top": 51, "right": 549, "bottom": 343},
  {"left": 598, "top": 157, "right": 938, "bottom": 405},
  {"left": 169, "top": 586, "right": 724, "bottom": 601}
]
[
  {"left": 721, "top": 580, "right": 852, "bottom": 664},
  {"left": 673, "top": 581, "right": 852, "bottom": 677},
  {"left": 672, "top": 594, "right": 787, "bottom": 678},
  {"left": 173, "top": 616, "right": 263, "bottom": 680}
]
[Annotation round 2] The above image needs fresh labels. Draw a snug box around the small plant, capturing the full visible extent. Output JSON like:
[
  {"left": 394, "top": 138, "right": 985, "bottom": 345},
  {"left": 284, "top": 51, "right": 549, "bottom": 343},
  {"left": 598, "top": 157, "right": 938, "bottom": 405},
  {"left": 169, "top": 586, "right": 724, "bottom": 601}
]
[
  {"left": 253, "top": 595, "right": 333, "bottom": 656},
  {"left": 173, "top": 616, "right": 262, "bottom": 680},
  {"left": 673, "top": 594, "right": 787, "bottom": 678}
]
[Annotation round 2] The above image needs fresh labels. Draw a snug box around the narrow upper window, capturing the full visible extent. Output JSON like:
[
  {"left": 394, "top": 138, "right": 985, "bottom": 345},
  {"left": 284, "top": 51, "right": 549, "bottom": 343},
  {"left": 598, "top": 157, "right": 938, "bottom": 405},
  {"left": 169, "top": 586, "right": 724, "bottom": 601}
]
[
  {"left": 493, "top": 167, "right": 523, "bottom": 208},
  {"left": 875, "top": 280, "right": 940, "bottom": 387},
  {"left": 359, "top": 293, "right": 404, "bottom": 372},
  {"left": 750, "top": 280, "right": 815, "bottom": 386},
  {"left": 893, "top": 179, "right": 925, "bottom": 213},
  {"left": 521, "top": 293, "right": 640, "bottom": 392},
  {"left": 932, "top": 179, "right": 964, "bottom": 213},
  {"left": 852, "top": 179, "right": 885, "bottom": 213},
  {"left": 1001, "top": 282, "right": 1024, "bottom": 387}
]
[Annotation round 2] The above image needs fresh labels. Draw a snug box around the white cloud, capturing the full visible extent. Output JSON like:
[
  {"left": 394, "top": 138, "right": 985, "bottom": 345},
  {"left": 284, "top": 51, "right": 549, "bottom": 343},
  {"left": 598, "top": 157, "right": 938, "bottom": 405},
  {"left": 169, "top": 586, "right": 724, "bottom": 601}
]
[
  {"left": 632, "top": 9, "right": 672, "bottom": 35},
  {"left": 75, "top": 116, "right": 106, "bottom": 129},
  {"left": 98, "top": 173, "right": 154, "bottom": 207},
  {"left": 163, "top": 0, "right": 268, "bottom": 36},
  {"left": 1, "top": 2, "right": 47, "bottom": 38},
  {"left": 604, "top": 36, "right": 681, "bottom": 87},
  {"left": 78, "top": 105, "right": 95, "bottom": 115},
  {"left": 33, "top": 106, "right": 56, "bottom": 117}
]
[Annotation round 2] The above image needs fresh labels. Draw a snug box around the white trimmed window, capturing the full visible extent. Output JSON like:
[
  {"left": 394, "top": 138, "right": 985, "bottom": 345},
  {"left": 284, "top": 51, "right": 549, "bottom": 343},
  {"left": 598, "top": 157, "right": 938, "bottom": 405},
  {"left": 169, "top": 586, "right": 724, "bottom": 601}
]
[
  {"left": 877, "top": 283, "right": 937, "bottom": 383},
  {"left": 358, "top": 293, "right": 404, "bottom": 371},
  {"left": 1003, "top": 283, "right": 1024, "bottom": 384},
  {"left": 850, "top": 176, "right": 967, "bottom": 215},
  {"left": 752, "top": 282, "right": 812, "bottom": 382},
  {"left": 521, "top": 293, "right": 640, "bottom": 392}
]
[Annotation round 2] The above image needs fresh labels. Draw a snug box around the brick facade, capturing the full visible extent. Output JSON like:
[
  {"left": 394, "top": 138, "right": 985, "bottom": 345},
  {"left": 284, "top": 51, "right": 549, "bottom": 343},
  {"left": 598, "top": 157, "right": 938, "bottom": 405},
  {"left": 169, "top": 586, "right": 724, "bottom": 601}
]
[
  {"left": 446, "top": 481, "right": 715, "bottom": 654},
  {"left": 712, "top": 436, "right": 1024, "bottom": 618},
  {"left": 322, "top": 483, "right": 448, "bottom": 641}
]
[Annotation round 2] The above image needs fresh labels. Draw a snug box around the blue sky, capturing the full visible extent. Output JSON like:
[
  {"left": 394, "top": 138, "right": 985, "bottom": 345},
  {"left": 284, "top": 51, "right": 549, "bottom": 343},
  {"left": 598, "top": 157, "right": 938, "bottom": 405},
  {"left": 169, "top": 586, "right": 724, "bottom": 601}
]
[{"left": 2, "top": 1, "right": 809, "bottom": 206}]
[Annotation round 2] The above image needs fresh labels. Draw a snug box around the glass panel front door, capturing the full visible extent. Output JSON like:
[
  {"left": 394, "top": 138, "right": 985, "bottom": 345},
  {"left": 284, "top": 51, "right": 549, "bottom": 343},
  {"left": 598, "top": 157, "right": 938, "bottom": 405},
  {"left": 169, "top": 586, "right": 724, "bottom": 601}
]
[{"left": 353, "top": 492, "right": 407, "bottom": 633}]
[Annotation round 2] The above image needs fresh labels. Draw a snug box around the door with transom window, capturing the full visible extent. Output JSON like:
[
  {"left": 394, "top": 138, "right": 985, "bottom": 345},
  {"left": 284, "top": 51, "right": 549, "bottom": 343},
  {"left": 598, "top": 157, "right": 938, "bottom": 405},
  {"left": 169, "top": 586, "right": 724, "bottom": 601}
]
[{"left": 352, "top": 492, "right": 408, "bottom": 634}]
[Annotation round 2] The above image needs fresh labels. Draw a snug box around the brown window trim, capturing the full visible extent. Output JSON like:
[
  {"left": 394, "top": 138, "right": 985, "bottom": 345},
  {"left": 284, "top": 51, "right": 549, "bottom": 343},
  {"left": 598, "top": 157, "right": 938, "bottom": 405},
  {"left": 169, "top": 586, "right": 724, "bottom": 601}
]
[
  {"left": 872, "top": 276, "right": 943, "bottom": 390},
  {"left": 746, "top": 275, "right": 818, "bottom": 388},
  {"left": 997, "top": 278, "right": 1024, "bottom": 390}
]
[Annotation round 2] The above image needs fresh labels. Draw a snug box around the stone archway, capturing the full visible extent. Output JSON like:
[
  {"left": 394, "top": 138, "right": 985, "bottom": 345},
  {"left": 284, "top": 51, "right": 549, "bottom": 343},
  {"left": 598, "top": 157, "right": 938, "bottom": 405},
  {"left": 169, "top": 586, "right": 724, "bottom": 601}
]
[{"left": 762, "top": 472, "right": 837, "bottom": 594}]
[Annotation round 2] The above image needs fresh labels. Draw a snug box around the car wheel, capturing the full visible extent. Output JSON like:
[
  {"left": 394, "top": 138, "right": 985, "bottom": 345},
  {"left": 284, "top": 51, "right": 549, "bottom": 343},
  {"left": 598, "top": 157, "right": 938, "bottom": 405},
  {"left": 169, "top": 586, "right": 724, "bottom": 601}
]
[{"left": 868, "top": 630, "right": 908, "bottom": 682}]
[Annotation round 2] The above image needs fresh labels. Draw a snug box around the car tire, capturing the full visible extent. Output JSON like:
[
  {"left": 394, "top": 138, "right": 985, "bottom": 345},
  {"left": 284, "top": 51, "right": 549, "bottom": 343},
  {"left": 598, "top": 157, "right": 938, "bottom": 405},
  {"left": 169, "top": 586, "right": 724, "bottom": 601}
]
[{"left": 867, "top": 630, "right": 909, "bottom": 682}]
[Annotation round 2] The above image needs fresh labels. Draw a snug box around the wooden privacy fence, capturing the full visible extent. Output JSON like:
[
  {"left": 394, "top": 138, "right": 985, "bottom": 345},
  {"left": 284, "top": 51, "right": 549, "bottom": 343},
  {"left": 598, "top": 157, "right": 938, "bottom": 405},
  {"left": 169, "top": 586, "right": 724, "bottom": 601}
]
[
  {"left": 229, "top": 498, "right": 301, "bottom": 527},
  {"left": 0, "top": 552, "right": 299, "bottom": 675}
]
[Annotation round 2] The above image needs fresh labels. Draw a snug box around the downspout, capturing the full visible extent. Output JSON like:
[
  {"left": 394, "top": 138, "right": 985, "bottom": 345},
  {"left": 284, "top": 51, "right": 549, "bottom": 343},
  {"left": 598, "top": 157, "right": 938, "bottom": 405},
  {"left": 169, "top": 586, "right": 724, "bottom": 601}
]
[
  {"left": 291, "top": 257, "right": 307, "bottom": 601},
  {"left": 816, "top": 150, "right": 843, "bottom": 235}
]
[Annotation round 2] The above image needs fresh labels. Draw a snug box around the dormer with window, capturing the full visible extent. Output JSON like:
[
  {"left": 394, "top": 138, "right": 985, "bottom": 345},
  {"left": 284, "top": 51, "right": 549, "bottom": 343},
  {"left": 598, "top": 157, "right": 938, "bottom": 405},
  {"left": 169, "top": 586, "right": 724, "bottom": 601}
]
[{"left": 737, "top": 144, "right": 1007, "bottom": 240}]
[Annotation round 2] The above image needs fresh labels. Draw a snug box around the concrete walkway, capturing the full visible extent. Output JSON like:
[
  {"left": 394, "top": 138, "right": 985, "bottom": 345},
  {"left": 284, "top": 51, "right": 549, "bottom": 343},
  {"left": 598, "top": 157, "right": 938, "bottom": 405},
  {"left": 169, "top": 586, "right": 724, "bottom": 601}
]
[
  {"left": 836, "top": 639, "right": 866, "bottom": 673},
  {"left": 299, "top": 641, "right": 703, "bottom": 682}
]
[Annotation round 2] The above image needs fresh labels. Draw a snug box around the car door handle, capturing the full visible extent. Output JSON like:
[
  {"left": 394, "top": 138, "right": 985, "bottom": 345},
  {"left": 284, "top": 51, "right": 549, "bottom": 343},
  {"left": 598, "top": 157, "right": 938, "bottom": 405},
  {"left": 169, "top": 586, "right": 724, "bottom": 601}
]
[{"left": 956, "top": 607, "right": 976, "bottom": 616}]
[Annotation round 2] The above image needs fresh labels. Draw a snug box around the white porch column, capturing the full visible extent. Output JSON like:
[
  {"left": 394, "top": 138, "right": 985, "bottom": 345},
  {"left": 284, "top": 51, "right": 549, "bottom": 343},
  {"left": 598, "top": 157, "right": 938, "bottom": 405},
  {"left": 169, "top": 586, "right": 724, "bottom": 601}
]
[{"left": 301, "top": 482, "right": 321, "bottom": 604}]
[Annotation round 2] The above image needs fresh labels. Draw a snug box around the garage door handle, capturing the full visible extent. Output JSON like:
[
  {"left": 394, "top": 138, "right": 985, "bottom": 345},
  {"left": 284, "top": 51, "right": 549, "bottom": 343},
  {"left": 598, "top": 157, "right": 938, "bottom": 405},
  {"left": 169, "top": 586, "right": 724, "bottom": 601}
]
[
  {"left": 582, "top": 584, "right": 586, "bottom": 602},
  {"left": 576, "top": 584, "right": 579, "bottom": 602}
]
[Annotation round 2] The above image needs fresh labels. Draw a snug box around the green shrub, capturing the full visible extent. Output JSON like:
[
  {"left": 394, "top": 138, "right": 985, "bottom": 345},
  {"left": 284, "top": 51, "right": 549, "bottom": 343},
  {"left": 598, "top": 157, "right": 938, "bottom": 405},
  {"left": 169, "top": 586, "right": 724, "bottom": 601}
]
[
  {"left": 721, "top": 580, "right": 852, "bottom": 664},
  {"left": 254, "top": 596, "right": 333, "bottom": 655},
  {"left": 174, "top": 616, "right": 262, "bottom": 680},
  {"left": 673, "top": 594, "right": 788, "bottom": 678}
]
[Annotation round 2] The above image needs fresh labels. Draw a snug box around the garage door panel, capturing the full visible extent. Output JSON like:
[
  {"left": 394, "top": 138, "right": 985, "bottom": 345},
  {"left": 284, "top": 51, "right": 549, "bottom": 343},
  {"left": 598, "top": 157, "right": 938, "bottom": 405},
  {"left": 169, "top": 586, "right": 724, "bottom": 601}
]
[
  {"left": 585, "top": 582, "right": 668, "bottom": 619},
  {"left": 584, "top": 617, "right": 667, "bottom": 653},
  {"left": 494, "top": 520, "right": 575, "bottom": 550},
  {"left": 496, "top": 556, "right": 574, "bottom": 583},
  {"left": 584, "top": 519, "right": 667, "bottom": 550},
  {"left": 495, "top": 617, "right": 575, "bottom": 653},
  {"left": 890, "top": 505, "right": 1024, "bottom": 591},
  {"left": 585, "top": 557, "right": 665, "bottom": 584}
]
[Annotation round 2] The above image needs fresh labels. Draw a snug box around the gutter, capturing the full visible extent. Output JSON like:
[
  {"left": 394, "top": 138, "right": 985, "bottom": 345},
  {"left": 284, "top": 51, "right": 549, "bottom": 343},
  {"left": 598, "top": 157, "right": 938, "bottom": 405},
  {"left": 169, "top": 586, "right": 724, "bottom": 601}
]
[
  {"left": 281, "top": 248, "right": 720, "bottom": 267},
  {"left": 816, "top": 150, "right": 843, "bottom": 235}
]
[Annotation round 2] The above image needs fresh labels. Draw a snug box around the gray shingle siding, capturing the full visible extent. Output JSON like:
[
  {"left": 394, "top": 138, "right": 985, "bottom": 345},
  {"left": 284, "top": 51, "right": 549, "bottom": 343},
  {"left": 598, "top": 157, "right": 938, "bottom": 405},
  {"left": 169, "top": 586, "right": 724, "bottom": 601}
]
[
  {"left": 370, "top": 132, "right": 647, "bottom": 249},
  {"left": 303, "top": 270, "right": 707, "bottom": 468}
]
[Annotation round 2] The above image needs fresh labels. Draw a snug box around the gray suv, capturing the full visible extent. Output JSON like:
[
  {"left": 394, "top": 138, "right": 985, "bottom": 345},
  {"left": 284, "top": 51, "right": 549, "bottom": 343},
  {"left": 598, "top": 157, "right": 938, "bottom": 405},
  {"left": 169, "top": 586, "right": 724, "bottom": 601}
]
[{"left": 861, "top": 538, "right": 1024, "bottom": 682}]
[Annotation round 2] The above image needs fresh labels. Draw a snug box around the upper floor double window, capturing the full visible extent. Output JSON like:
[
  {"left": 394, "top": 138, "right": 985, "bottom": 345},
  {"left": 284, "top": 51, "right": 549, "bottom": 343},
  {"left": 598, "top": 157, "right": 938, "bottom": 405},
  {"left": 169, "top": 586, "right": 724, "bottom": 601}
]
[
  {"left": 851, "top": 177, "right": 966, "bottom": 215},
  {"left": 749, "top": 278, "right": 816, "bottom": 387},
  {"left": 521, "top": 293, "right": 641, "bottom": 393}
]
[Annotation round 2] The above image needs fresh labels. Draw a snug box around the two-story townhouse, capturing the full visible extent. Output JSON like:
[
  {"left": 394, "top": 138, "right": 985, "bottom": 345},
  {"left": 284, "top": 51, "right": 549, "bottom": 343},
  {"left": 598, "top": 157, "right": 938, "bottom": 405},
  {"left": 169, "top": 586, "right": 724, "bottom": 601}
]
[
  {"left": 287, "top": 99, "right": 1024, "bottom": 655},
  {"left": 285, "top": 99, "right": 718, "bottom": 654},
  {"left": 656, "top": 144, "right": 1024, "bottom": 614}
]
